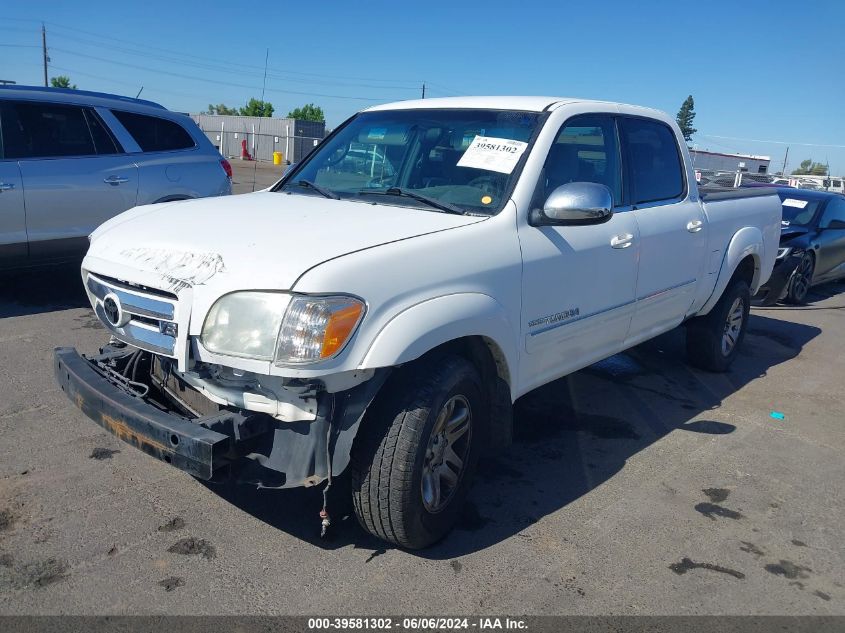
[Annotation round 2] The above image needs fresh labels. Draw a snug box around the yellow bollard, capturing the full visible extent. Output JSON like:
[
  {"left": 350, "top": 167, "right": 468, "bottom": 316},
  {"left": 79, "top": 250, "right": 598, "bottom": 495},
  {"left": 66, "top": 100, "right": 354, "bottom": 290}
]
[{"left": 273, "top": 151, "right": 283, "bottom": 166}]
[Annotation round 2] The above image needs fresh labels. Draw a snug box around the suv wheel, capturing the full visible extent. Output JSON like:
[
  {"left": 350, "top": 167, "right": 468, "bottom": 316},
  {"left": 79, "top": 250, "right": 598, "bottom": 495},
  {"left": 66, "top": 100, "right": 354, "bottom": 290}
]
[{"left": 350, "top": 355, "right": 484, "bottom": 549}]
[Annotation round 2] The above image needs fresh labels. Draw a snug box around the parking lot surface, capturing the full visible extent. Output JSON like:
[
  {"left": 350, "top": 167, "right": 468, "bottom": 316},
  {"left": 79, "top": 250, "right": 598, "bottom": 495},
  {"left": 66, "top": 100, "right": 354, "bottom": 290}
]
[{"left": 0, "top": 173, "right": 843, "bottom": 614}]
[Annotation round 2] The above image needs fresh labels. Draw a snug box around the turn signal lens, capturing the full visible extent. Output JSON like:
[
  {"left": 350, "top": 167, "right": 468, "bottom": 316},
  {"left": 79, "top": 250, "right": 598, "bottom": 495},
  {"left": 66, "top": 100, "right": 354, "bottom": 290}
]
[
  {"left": 275, "top": 296, "right": 365, "bottom": 365},
  {"left": 322, "top": 303, "right": 364, "bottom": 358}
]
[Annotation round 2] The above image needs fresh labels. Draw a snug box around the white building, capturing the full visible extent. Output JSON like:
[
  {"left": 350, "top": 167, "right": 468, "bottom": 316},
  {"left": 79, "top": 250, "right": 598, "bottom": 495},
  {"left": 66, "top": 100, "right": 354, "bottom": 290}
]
[{"left": 690, "top": 149, "right": 771, "bottom": 174}]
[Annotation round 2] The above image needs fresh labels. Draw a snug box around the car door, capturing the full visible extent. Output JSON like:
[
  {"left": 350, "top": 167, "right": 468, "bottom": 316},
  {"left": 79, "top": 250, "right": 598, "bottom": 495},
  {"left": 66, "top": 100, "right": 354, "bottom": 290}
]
[
  {"left": 518, "top": 114, "right": 640, "bottom": 392},
  {"left": 5, "top": 100, "right": 138, "bottom": 261},
  {"left": 0, "top": 101, "right": 27, "bottom": 268},
  {"left": 814, "top": 197, "right": 845, "bottom": 282},
  {"left": 618, "top": 116, "right": 706, "bottom": 345}
]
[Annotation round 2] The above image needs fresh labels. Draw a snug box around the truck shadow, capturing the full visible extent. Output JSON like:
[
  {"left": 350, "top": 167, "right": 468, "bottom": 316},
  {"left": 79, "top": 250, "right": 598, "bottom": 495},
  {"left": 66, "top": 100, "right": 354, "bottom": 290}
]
[
  {"left": 204, "top": 312, "right": 820, "bottom": 558},
  {"left": 0, "top": 263, "right": 89, "bottom": 319}
]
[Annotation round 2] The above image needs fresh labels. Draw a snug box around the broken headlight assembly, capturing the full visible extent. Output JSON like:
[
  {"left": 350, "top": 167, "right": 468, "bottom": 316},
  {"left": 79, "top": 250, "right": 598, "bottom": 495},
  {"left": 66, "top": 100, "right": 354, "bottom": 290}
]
[{"left": 200, "top": 292, "right": 365, "bottom": 365}]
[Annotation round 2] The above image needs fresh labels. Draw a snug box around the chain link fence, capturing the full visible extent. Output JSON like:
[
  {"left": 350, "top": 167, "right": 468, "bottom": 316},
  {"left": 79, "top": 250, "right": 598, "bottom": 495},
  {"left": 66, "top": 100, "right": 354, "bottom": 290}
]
[{"left": 191, "top": 114, "right": 327, "bottom": 164}]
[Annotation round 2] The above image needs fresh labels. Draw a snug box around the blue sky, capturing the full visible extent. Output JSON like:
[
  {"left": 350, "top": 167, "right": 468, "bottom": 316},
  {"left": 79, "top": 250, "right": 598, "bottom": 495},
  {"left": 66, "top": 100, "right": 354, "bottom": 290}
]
[{"left": 2, "top": 1, "right": 844, "bottom": 173}]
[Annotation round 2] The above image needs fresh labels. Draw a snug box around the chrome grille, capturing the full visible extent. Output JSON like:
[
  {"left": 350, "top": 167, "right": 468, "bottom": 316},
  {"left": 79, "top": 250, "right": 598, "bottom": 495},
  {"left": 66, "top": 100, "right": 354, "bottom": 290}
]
[{"left": 87, "top": 273, "right": 179, "bottom": 357}]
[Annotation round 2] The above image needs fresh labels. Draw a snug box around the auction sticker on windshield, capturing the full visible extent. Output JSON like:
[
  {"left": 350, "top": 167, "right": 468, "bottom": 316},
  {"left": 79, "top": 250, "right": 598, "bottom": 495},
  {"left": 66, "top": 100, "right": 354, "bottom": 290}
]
[
  {"left": 783, "top": 198, "right": 808, "bottom": 209},
  {"left": 457, "top": 136, "right": 529, "bottom": 174}
]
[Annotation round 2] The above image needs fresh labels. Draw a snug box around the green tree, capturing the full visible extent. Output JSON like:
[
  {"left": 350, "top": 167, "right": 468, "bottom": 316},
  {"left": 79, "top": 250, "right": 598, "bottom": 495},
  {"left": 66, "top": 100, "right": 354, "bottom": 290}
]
[
  {"left": 792, "top": 159, "right": 828, "bottom": 176},
  {"left": 50, "top": 75, "right": 76, "bottom": 89},
  {"left": 675, "top": 95, "right": 697, "bottom": 142},
  {"left": 239, "top": 98, "right": 274, "bottom": 117},
  {"left": 287, "top": 103, "right": 325, "bottom": 122},
  {"left": 204, "top": 103, "right": 238, "bottom": 115}
]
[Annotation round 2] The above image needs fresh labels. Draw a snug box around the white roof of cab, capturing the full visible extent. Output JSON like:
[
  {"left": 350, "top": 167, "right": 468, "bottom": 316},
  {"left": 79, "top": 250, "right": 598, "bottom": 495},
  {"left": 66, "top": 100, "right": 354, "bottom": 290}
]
[
  {"left": 365, "top": 96, "right": 579, "bottom": 112},
  {"left": 364, "top": 96, "right": 673, "bottom": 123}
]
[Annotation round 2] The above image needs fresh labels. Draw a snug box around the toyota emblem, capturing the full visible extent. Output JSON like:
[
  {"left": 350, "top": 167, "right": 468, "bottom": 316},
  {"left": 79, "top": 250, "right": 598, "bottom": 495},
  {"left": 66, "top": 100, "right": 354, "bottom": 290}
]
[{"left": 102, "top": 293, "right": 127, "bottom": 327}]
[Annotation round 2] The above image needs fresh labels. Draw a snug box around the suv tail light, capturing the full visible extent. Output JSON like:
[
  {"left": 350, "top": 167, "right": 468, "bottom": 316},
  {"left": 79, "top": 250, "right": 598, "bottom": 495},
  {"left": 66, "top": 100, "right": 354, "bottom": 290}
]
[{"left": 220, "top": 158, "right": 233, "bottom": 180}]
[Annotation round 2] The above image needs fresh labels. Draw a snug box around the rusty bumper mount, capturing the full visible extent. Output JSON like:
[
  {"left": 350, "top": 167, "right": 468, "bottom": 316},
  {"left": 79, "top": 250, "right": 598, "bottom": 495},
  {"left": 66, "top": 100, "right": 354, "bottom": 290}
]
[
  {"left": 54, "top": 347, "right": 235, "bottom": 479},
  {"left": 53, "top": 347, "right": 390, "bottom": 488}
]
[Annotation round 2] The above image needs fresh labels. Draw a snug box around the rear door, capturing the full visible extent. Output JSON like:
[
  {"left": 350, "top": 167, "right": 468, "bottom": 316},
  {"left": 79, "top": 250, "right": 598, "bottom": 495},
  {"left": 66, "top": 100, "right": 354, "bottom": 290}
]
[
  {"left": 108, "top": 109, "right": 202, "bottom": 205},
  {"left": 6, "top": 100, "right": 138, "bottom": 261},
  {"left": 620, "top": 116, "right": 706, "bottom": 344},
  {"left": 815, "top": 197, "right": 845, "bottom": 282}
]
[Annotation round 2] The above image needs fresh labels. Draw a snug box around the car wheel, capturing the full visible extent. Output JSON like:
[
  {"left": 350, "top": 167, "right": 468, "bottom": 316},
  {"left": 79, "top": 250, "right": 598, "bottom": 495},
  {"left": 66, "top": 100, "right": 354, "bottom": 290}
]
[
  {"left": 686, "top": 278, "right": 751, "bottom": 372},
  {"left": 784, "top": 253, "right": 814, "bottom": 305},
  {"left": 350, "top": 355, "right": 484, "bottom": 549}
]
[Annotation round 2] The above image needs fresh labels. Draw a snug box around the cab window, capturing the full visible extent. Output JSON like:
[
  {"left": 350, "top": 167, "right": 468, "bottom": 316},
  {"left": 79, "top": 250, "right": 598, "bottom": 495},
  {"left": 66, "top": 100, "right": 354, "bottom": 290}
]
[{"left": 535, "top": 115, "right": 622, "bottom": 206}]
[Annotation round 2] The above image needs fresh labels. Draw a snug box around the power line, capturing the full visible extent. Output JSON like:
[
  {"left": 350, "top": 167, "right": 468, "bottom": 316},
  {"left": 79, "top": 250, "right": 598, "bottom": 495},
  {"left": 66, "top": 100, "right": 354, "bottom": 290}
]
[
  {"left": 45, "top": 30, "right": 420, "bottom": 92},
  {"left": 48, "top": 64, "right": 210, "bottom": 100},
  {"left": 49, "top": 47, "right": 393, "bottom": 101},
  {"left": 699, "top": 133, "right": 845, "bottom": 149},
  {"left": 44, "top": 21, "right": 423, "bottom": 85}
]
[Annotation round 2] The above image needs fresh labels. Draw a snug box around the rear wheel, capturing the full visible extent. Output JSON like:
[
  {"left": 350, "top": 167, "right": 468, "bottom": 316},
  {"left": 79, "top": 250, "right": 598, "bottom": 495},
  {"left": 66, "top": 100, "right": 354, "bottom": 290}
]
[
  {"left": 350, "top": 355, "right": 483, "bottom": 549},
  {"left": 784, "top": 253, "right": 814, "bottom": 305},
  {"left": 686, "top": 279, "right": 751, "bottom": 372}
]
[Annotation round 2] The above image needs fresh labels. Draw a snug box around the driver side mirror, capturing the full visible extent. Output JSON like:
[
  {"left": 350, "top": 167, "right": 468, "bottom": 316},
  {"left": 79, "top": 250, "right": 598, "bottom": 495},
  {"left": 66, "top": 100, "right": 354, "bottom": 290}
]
[{"left": 529, "top": 182, "right": 614, "bottom": 227}]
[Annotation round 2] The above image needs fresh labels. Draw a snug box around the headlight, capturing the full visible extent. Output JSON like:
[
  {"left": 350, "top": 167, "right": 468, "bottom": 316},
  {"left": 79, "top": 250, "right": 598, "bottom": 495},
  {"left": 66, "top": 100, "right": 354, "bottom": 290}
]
[
  {"left": 201, "top": 292, "right": 288, "bottom": 360},
  {"left": 275, "top": 296, "right": 365, "bottom": 365}
]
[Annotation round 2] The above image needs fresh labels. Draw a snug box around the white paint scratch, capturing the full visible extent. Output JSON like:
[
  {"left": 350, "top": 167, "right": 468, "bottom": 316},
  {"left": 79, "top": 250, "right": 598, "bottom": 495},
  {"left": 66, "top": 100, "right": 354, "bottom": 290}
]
[{"left": 120, "top": 248, "right": 226, "bottom": 291}]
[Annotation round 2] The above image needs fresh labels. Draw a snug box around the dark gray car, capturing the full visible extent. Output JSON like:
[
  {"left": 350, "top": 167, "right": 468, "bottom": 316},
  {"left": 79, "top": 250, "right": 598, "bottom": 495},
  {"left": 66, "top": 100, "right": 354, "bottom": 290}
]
[{"left": 0, "top": 86, "right": 232, "bottom": 269}]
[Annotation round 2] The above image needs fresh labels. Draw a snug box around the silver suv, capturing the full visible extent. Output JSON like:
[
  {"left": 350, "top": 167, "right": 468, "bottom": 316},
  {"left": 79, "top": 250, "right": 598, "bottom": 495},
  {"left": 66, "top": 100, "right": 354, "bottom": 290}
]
[{"left": 0, "top": 86, "right": 232, "bottom": 270}]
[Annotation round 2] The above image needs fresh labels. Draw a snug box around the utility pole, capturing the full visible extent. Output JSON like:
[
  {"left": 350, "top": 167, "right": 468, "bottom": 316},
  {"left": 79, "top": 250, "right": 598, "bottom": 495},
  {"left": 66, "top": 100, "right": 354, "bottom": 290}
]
[
  {"left": 41, "top": 23, "right": 48, "bottom": 87},
  {"left": 421, "top": 82, "right": 425, "bottom": 99},
  {"left": 781, "top": 146, "right": 789, "bottom": 176}
]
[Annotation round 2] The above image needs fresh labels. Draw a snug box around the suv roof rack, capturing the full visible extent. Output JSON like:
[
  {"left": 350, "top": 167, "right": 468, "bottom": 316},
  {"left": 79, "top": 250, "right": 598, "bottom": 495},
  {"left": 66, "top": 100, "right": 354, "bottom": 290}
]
[{"left": 0, "top": 85, "right": 166, "bottom": 110}]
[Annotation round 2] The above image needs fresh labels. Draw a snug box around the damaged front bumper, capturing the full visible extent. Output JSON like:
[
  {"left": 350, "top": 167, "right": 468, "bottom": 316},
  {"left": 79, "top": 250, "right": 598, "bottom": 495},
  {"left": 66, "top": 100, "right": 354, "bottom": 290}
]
[
  {"left": 53, "top": 346, "right": 388, "bottom": 487},
  {"left": 752, "top": 252, "right": 802, "bottom": 306}
]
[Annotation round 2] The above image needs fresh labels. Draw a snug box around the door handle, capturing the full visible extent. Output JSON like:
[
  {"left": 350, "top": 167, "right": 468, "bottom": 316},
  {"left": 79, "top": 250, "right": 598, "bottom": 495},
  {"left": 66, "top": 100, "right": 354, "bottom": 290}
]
[
  {"left": 103, "top": 175, "right": 129, "bottom": 185},
  {"left": 687, "top": 219, "right": 704, "bottom": 233},
  {"left": 0, "top": 182, "right": 14, "bottom": 191},
  {"left": 610, "top": 233, "right": 634, "bottom": 249}
]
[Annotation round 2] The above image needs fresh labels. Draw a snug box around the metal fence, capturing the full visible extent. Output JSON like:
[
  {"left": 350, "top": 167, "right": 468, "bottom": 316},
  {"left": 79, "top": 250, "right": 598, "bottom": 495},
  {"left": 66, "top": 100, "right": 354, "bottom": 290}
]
[
  {"left": 190, "top": 114, "right": 327, "bottom": 164},
  {"left": 695, "top": 169, "right": 845, "bottom": 193}
]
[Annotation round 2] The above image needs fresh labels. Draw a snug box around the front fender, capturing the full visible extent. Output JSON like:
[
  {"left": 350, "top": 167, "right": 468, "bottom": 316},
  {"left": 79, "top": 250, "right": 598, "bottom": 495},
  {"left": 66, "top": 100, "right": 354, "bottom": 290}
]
[
  {"left": 359, "top": 293, "right": 518, "bottom": 390},
  {"left": 699, "top": 226, "right": 764, "bottom": 315}
]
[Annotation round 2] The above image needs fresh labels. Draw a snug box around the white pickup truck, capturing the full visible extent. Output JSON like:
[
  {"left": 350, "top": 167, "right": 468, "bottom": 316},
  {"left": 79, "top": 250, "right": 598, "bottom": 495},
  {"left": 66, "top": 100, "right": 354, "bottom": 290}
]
[{"left": 55, "top": 97, "right": 781, "bottom": 548}]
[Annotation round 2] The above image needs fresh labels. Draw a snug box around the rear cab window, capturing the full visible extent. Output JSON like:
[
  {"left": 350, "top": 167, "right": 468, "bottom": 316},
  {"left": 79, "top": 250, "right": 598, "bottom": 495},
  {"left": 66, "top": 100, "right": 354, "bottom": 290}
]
[
  {"left": 619, "top": 117, "right": 685, "bottom": 205},
  {"left": 0, "top": 101, "right": 122, "bottom": 159},
  {"left": 111, "top": 110, "right": 195, "bottom": 152}
]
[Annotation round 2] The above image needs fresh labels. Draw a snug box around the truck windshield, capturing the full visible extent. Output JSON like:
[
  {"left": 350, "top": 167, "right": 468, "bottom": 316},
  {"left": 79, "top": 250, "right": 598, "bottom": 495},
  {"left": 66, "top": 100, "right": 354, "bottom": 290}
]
[{"left": 276, "top": 109, "right": 543, "bottom": 215}]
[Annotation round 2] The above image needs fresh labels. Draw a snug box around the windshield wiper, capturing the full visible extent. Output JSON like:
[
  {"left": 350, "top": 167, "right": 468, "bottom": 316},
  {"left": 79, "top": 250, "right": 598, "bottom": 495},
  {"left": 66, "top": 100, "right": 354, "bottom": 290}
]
[
  {"left": 359, "top": 187, "right": 467, "bottom": 215},
  {"left": 290, "top": 179, "right": 340, "bottom": 200}
]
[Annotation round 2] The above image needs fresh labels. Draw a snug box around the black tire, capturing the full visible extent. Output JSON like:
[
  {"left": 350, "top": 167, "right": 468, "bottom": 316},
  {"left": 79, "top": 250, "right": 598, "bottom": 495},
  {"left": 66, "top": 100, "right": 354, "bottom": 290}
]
[
  {"left": 686, "top": 279, "right": 751, "bottom": 372},
  {"left": 784, "top": 252, "right": 814, "bottom": 305},
  {"left": 350, "top": 355, "right": 484, "bottom": 549}
]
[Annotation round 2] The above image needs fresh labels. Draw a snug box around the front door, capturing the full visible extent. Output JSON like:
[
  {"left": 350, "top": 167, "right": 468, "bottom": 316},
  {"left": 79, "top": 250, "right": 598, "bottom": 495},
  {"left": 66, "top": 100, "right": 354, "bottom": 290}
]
[
  {"left": 518, "top": 114, "right": 639, "bottom": 393},
  {"left": 0, "top": 161, "right": 26, "bottom": 263},
  {"left": 3, "top": 100, "right": 138, "bottom": 261},
  {"left": 815, "top": 197, "right": 845, "bottom": 282},
  {"left": 619, "top": 116, "right": 705, "bottom": 344}
]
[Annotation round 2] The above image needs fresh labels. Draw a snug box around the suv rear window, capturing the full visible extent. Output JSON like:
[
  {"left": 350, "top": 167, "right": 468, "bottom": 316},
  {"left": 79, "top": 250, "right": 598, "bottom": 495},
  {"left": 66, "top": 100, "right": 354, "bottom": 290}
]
[{"left": 112, "top": 110, "right": 195, "bottom": 152}]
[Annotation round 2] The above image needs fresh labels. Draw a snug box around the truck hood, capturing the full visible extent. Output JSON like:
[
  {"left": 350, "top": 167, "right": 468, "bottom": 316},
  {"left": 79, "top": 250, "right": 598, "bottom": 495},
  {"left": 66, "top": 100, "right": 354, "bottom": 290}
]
[{"left": 86, "top": 191, "right": 484, "bottom": 293}]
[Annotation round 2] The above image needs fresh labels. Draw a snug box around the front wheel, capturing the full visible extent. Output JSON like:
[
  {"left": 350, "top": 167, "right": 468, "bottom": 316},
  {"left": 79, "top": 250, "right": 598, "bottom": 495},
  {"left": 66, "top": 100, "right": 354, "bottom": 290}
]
[
  {"left": 686, "top": 279, "right": 751, "bottom": 372},
  {"left": 350, "top": 355, "right": 484, "bottom": 549},
  {"left": 784, "top": 253, "right": 814, "bottom": 305}
]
